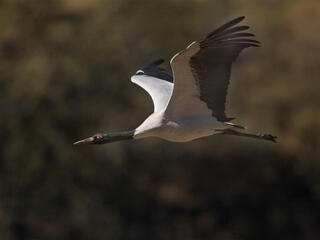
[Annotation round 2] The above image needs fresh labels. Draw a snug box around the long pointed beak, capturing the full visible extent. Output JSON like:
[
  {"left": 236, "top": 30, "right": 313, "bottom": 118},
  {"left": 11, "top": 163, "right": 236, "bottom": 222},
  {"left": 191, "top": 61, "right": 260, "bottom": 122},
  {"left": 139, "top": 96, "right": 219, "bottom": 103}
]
[{"left": 73, "top": 137, "right": 94, "bottom": 145}]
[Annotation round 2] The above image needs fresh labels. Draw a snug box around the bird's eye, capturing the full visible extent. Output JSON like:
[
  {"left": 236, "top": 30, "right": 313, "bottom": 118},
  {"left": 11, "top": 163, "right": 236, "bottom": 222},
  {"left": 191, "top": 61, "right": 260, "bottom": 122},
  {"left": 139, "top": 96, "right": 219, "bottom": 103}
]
[
  {"left": 93, "top": 135, "right": 101, "bottom": 140},
  {"left": 136, "top": 70, "right": 144, "bottom": 75}
]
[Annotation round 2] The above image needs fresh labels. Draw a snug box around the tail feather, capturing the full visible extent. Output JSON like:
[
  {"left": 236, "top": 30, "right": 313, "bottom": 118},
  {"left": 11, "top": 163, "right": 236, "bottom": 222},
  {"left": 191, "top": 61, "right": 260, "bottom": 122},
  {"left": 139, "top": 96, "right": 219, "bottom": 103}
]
[{"left": 224, "top": 122, "right": 246, "bottom": 129}]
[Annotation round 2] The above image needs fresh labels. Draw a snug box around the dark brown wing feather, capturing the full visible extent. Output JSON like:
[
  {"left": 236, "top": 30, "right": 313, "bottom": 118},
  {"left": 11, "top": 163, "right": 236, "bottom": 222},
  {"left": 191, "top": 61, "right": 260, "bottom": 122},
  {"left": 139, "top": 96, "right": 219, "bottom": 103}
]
[{"left": 190, "top": 16, "right": 260, "bottom": 122}]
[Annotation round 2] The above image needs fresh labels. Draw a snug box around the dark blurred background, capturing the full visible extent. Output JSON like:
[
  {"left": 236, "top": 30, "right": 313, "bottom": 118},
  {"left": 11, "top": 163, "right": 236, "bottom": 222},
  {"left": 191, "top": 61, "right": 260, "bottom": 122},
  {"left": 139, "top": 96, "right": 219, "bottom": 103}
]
[{"left": 1, "top": 0, "right": 320, "bottom": 239}]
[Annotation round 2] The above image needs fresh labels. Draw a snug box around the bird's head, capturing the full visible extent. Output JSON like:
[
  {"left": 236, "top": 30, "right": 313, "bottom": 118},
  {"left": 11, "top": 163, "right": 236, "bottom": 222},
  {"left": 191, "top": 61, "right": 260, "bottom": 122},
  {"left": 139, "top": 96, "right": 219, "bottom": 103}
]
[
  {"left": 74, "top": 131, "right": 134, "bottom": 145},
  {"left": 73, "top": 133, "right": 105, "bottom": 145}
]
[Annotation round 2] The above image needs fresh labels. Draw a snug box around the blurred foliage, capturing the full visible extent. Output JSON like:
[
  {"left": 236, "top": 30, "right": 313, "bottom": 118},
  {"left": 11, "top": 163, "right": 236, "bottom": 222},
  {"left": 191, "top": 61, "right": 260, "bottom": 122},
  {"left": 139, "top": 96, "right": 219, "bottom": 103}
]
[{"left": 0, "top": 0, "right": 319, "bottom": 239}]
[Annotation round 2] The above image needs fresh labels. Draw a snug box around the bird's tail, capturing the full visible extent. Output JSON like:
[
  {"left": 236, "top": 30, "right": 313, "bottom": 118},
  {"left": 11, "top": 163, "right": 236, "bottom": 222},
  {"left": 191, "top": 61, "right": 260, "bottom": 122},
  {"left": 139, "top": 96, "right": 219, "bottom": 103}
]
[{"left": 224, "top": 122, "right": 246, "bottom": 129}]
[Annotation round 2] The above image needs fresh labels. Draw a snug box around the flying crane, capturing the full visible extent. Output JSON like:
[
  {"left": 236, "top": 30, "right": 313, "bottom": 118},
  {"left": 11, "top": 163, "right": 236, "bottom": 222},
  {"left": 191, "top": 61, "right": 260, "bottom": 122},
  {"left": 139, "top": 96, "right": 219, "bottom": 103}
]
[{"left": 74, "top": 16, "right": 277, "bottom": 145}]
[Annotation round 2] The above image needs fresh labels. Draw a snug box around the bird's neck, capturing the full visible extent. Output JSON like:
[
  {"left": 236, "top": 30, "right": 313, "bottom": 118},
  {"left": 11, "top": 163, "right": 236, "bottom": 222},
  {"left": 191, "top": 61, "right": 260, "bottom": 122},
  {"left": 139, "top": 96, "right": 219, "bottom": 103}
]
[{"left": 99, "top": 130, "right": 135, "bottom": 144}]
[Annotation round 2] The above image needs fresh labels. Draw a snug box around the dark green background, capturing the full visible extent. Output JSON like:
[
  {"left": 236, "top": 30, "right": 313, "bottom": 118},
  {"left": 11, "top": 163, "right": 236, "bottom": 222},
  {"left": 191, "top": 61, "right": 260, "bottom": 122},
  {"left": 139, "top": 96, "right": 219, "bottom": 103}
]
[{"left": 1, "top": 0, "right": 319, "bottom": 239}]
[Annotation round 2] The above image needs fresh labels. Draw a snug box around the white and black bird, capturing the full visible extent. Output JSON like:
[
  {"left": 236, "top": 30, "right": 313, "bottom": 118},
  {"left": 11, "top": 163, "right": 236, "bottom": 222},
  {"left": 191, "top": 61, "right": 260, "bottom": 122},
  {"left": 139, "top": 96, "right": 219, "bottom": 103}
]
[{"left": 74, "top": 16, "right": 277, "bottom": 145}]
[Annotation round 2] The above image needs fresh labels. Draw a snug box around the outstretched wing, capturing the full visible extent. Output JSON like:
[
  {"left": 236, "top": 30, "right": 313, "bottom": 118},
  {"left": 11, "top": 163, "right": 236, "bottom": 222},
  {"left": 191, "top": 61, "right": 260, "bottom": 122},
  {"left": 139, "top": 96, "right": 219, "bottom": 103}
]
[
  {"left": 131, "top": 59, "right": 173, "bottom": 113},
  {"left": 166, "top": 16, "right": 260, "bottom": 121}
]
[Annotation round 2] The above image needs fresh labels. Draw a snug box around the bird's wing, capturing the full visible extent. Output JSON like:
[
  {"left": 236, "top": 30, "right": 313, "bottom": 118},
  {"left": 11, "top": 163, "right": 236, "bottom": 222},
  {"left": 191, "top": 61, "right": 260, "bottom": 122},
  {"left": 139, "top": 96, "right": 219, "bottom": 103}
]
[
  {"left": 166, "top": 16, "right": 260, "bottom": 121},
  {"left": 131, "top": 59, "right": 173, "bottom": 113}
]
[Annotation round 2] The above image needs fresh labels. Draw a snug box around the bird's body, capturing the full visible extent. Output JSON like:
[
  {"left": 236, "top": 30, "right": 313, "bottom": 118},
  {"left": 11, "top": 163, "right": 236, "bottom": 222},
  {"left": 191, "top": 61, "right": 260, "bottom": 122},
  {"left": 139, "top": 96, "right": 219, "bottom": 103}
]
[
  {"left": 131, "top": 73, "right": 227, "bottom": 142},
  {"left": 134, "top": 110, "right": 227, "bottom": 142},
  {"left": 74, "top": 16, "right": 277, "bottom": 145}
]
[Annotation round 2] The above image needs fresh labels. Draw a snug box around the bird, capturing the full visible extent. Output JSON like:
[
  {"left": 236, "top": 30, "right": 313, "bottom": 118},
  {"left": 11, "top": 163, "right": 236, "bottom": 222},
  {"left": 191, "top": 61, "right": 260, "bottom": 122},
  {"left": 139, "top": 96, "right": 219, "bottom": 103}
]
[{"left": 74, "top": 16, "right": 277, "bottom": 145}]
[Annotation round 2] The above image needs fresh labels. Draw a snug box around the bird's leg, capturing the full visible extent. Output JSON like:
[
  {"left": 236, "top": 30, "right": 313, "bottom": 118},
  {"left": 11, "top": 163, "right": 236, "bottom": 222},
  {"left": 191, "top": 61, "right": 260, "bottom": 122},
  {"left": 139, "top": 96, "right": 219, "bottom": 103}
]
[{"left": 216, "top": 129, "right": 277, "bottom": 143}]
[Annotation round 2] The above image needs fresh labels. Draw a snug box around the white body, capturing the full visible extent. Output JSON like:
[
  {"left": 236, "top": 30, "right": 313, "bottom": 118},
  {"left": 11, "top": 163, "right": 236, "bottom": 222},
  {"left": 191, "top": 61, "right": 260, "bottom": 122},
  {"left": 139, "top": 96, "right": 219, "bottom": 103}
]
[
  {"left": 134, "top": 110, "right": 227, "bottom": 142},
  {"left": 131, "top": 74, "right": 228, "bottom": 142}
]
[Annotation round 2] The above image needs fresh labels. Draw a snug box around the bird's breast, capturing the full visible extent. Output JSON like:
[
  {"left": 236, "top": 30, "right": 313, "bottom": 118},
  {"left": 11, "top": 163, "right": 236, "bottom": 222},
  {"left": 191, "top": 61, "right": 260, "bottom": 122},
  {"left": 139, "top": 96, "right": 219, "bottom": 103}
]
[
  {"left": 134, "top": 114, "right": 226, "bottom": 142},
  {"left": 158, "top": 119, "right": 219, "bottom": 142}
]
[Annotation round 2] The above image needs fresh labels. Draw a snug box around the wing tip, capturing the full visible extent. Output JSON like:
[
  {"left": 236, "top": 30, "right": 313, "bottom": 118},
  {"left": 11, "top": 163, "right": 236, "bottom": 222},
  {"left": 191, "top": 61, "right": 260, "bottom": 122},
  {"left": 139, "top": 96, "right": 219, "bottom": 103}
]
[
  {"left": 228, "top": 16, "right": 246, "bottom": 26},
  {"left": 207, "top": 16, "right": 247, "bottom": 38},
  {"left": 236, "top": 16, "right": 246, "bottom": 21},
  {"left": 139, "top": 59, "right": 174, "bottom": 82}
]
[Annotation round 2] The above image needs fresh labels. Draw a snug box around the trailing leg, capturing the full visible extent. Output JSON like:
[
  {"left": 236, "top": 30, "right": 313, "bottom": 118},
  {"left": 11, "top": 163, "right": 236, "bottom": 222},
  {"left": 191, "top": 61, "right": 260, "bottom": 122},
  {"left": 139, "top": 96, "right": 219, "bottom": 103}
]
[{"left": 216, "top": 129, "right": 277, "bottom": 143}]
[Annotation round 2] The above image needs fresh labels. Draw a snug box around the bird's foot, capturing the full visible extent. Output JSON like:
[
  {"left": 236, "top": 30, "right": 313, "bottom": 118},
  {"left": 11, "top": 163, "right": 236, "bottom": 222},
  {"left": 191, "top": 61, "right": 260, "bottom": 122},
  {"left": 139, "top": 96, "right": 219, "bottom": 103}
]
[{"left": 260, "top": 134, "right": 278, "bottom": 143}]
